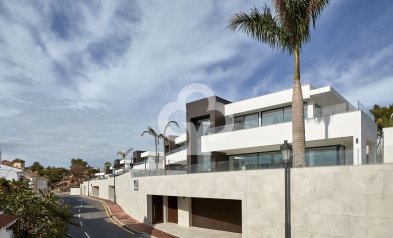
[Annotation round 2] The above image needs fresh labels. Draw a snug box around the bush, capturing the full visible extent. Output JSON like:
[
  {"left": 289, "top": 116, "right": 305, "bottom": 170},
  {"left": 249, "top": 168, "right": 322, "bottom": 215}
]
[{"left": 0, "top": 179, "right": 74, "bottom": 238}]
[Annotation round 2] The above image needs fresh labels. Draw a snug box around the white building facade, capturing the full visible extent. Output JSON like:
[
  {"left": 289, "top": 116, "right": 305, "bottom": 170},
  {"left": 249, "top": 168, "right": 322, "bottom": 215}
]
[
  {"left": 83, "top": 85, "right": 382, "bottom": 237},
  {"left": 0, "top": 165, "right": 22, "bottom": 181}
]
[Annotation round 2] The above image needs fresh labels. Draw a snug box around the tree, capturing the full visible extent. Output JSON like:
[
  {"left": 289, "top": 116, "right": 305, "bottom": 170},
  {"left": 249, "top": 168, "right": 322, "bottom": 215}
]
[
  {"left": 162, "top": 121, "right": 180, "bottom": 175},
  {"left": 104, "top": 162, "right": 112, "bottom": 174},
  {"left": 86, "top": 166, "right": 100, "bottom": 178},
  {"left": 229, "top": 0, "right": 329, "bottom": 167},
  {"left": 117, "top": 148, "right": 133, "bottom": 169},
  {"left": 141, "top": 127, "right": 164, "bottom": 170},
  {"left": 30, "top": 162, "right": 44, "bottom": 175},
  {"left": 0, "top": 179, "right": 73, "bottom": 237},
  {"left": 370, "top": 104, "right": 393, "bottom": 136},
  {"left": 43, "top": 167, "right": 69, "bottom": 188},
  {"left": 70, "top": 158, "right": 88, "bottom": 185}
]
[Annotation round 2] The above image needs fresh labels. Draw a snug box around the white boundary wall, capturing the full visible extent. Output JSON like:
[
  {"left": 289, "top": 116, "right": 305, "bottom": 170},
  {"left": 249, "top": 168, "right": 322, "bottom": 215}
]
[
  {"left": 70, "top": 187, "right": 81, "bottom": 196},
  {"left": 384, "top": 127, "right": 393, "bottom": 163},
  {"left": 82, "top": 164, "right": 393, "bottom": 238}
]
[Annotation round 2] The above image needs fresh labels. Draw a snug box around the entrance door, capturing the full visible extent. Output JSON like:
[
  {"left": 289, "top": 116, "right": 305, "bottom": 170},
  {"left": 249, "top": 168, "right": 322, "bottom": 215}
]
[
  {"left": 167, "top": 196, "right": 178, "bottom": 223},
  {"left": 152, "top": 195, "right": 163, "bottom": 224}
]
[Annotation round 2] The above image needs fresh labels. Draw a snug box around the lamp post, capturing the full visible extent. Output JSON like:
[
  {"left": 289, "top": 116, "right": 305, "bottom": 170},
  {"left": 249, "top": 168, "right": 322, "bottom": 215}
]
[{"left": 281, "top": 140, "right": 292, "bottom": 238}]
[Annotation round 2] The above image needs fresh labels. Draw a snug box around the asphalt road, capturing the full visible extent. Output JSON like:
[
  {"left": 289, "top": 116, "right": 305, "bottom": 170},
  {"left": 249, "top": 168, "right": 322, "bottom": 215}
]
[{"left": 61, "top": 195, "right": 148, "bottom": 238}]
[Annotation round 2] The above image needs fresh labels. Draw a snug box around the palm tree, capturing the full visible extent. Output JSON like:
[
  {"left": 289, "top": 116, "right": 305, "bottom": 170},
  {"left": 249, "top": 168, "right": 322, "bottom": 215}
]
[
  {"left": 117, "top": 148, "right": 133, "bottom": 169},
  {"left": 163, "top": 121, "right": 180, "bottom": 175},
  {"left": 141, "top": 127, "right": 164, "bottom": 170},
  {"left": 229, "top": 0, "right": 329, "bottom": 167}
]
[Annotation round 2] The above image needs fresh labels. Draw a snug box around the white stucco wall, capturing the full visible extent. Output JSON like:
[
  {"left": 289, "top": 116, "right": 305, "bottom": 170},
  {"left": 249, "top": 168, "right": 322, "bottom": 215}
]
[
  {"left": 166, "top": 149, "right": 187, "bottom": 164},
  {"left": 70, "top": 187, "right": 81, "bottom": 195},
  {"left": 384, "top": 127, "right": 393, "bottom": 163},
  {"left": 82, "top": 164, "right": 393, "bottom": 238},
  {"left": 0, "top": 228, "right": 14, "bottom": 238},
  {"left": 175, "top": 134, "right": 187, "bottom": 144},
  {"left": 225, "top": 85, "right": 312, "bottom": 116},
  {"left": 0, "top": 165, "right": 21, "bottom": 181}
]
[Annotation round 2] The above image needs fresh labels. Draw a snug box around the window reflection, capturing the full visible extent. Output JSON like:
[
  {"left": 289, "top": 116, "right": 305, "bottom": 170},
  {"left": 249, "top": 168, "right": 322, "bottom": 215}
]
[
  {"left": 234, "top": 113, "right": 259, "bottom": 130},
  {"left": 228, "top": 145, "right": 345, "bottom": 171}
]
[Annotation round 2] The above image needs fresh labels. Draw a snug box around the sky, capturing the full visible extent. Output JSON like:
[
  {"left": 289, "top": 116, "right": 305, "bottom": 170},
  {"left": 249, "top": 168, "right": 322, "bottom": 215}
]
[{"left": 0, "top": 0, "right": 392, "bottom": 168}]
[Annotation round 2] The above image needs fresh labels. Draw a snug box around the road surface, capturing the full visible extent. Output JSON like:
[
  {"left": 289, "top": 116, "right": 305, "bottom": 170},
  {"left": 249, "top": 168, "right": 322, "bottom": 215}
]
[{"left": 61, "top": 194, "right": 148, "bottom": 238}]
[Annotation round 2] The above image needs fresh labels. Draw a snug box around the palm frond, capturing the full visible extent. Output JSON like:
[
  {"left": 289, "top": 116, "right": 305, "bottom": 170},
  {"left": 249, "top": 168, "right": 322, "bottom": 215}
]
[
  {"left": 117, "top": 151, "right": 126, "bottom": 160},
  {"left": 307, "top": 0, "right": 330, "bottom": 27},
  {"left": 167, "top": 120, "right": 180, "bottom": 128},
  {"left": 125, "top": 148, "right": 133, "bottom": 156},
  {"left": 140, "top": 130, "right": 148, "bottom": 137},
  {"left": 157, "top": 134, "right": 165, "bottom": 144},
  {"left": 141, "top": 127, "right": 157, "bottom": 137},
  {"left": 229, "top": 6, "right": 282, "bottom": 49}
]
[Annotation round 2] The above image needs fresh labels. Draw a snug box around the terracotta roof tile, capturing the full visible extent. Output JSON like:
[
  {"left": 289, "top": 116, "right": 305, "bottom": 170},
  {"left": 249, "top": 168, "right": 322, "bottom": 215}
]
[{"left": 0, "top": 213, "right": 16, "bottom": 229}]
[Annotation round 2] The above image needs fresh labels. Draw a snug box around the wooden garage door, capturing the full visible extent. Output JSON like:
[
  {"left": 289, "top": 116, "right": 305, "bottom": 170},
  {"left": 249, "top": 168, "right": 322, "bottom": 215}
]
[
  {"left": 192, "top": 198, "right": 242, "bottom": 233},
  {"left": 167, "top": 196, "right": 178, "bottom": 223},
  {"left": 152, "top": 195, "right": 163, "bottom": 224}
]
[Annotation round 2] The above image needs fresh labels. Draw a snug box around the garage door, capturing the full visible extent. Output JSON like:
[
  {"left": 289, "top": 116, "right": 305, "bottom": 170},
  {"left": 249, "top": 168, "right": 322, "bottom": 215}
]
[{"left": 192, "top": 198, "right": 242, "bottom": 233}]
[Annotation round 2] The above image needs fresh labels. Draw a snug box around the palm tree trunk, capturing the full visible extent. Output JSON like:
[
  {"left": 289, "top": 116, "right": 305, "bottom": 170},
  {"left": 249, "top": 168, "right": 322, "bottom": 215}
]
[
  {"left": 155, "top": 137, "right": 158, "bottom": 170},
  {"left": 164, "top": 138, "right": 167, "bottom": 175},
  {"left": 292, "top": 46, "right": 306, "bottom": 167}
]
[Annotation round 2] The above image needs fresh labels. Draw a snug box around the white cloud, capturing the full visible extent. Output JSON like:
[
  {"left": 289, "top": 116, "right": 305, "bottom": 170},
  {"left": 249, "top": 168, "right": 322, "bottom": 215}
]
[
  {"left": 1, "top": 0, "right": 391, "bottom": 168},
  {"left": 302, "top": 45, "right": 393, "bottom": 107},
  {"left": 0, "top": 0, "right": 271, "bottom": 167}
]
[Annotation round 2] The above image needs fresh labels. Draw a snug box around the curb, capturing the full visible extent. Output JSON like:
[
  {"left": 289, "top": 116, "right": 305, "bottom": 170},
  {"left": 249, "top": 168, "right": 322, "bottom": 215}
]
[{"left": 82, "top": 196, "right": 148, "bottom": 236}]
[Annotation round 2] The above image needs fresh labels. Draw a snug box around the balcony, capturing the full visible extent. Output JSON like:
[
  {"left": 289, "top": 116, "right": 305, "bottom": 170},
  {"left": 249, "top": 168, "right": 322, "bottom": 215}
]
[
  {"left": 167, "top": 145, "right": 187, "bottom": 155},
  {"left": 166, "top": 147, "right": 187, "bottom": 165},
  {"left": 201, "top": 109, "right": 373, "bottom": 154}
]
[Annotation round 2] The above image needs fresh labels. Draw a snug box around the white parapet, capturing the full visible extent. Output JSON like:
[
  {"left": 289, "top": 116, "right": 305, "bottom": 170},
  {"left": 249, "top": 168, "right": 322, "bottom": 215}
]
[{"left": 70, "top": 187, "right": 81, "bottom": 196}]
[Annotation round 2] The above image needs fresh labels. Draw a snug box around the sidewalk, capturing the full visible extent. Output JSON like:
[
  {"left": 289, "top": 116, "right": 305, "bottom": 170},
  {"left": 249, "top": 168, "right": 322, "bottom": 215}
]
[{"left": 91, "top": 197, "right": 178, "bottom": 238}]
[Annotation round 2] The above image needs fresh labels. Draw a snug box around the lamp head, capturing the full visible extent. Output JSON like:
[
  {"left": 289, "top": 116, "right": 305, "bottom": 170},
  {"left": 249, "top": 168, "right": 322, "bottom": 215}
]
[{"left": 280, "top": 140, "right": 292, "bottom": 162}]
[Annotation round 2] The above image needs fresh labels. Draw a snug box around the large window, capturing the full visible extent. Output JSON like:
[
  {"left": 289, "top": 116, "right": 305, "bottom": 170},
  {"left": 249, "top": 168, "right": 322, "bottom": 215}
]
[
  {"left": 261, "top": 104, "right": 308, "bottom": 126},
  {"left": 234, "top": 113, "right": 259, "bottom": 130},
  {"left": 283, "top": 107, "right": 292, "bottom": 122},
  {"left": 229, "top": 151, "right": 284, "bottom": 171},
  {"left": 229, "top": 145, "right": 345, "bottom": 171},
  {"left": 306, "top": 145, "right": 345, "bottom": 166},
  {"left": 262, "top": 108, "right": 283, "bottom": 126},
  {"left": 228, "top": 104, "right": 309, "bottom": 132}
]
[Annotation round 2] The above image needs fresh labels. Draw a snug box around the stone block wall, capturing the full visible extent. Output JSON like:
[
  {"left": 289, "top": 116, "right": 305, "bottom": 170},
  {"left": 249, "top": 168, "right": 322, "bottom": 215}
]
[{"left": 81, "top": 164, "right": 393, "bottom": 237}]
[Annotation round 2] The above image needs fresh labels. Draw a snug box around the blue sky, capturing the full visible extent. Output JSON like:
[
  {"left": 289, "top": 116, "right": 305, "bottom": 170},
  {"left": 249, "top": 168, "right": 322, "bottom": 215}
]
[{"left": 0, "top": 0, "right": 392, "bottom": 168}]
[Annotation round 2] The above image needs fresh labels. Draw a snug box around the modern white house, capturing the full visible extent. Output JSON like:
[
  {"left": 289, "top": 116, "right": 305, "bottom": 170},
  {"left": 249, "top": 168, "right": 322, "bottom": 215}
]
[
  {"left": 82, "top": 85, "right": 385, "bottom": 237},
  {"left": 0, "top": 164, "right": 22, "bottom": 181},
  {"left": 202, "top": 85, "right": 376, "bottom": 169},
  {"left": 167, "top": 84, "right": 377, "bottom": 173},
  {"left": 166, "top": 133, "right": 187, "bottom": 170},
  {"left": 132, "top": 150, "right": 164, "bottom": 170}
]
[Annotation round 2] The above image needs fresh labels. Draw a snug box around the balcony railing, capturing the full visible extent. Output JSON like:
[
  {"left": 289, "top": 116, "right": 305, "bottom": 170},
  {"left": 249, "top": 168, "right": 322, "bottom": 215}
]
[
  {"left": 130, "top": 169, "right": 187, "bottom": 177},
  {"left": 166, "top": 145, "right": 187, "bottom": 155},
  {"left": 208, "top": 101, "right": 373, "bottom": 135}
]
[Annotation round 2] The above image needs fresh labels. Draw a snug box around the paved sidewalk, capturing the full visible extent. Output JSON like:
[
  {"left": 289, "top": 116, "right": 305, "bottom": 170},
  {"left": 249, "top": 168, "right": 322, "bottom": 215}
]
[{"left": 91, "top": 197, "right": 178, "bottom": 238}]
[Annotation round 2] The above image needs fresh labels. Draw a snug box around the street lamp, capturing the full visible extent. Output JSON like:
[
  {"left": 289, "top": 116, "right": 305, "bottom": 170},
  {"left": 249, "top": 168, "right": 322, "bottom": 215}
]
[{"left": 280, "top": 140, "right": 292, "bottom": 238}]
